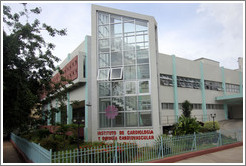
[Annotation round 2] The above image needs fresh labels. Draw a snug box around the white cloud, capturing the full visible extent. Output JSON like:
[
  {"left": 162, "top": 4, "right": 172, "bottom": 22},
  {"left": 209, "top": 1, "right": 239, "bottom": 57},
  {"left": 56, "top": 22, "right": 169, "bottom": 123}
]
[
  {"left": 4, "top": 3, "right": 243, "bottom": 70},
  {"left": 158, "top": 3, "right": 244, "bottom": 70}
]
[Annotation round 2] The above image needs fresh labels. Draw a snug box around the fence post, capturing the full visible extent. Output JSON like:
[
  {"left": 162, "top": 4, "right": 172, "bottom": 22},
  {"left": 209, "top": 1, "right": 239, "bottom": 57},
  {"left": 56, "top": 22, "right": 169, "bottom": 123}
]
[
  {"left": 238, "top": 128, "right": 241, "bottom": 142},
  {"left": 50, "top": 149, "right": 52, "bottom": 163},
  {"left": 161, "top": 136, "right": 163, "bottom": 158},
  {"left": 193, "top": 132, "right": 197, "bottom": 151},
  {"left": 114, "top": 140, "right": 117, "bottom": 163},
  {"left": 218, "top": 130, "right": 222, "bottom": 146}
]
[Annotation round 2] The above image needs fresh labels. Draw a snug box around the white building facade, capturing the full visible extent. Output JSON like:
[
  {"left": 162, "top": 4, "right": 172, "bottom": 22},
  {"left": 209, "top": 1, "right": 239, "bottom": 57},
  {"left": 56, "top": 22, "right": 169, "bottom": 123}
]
[{"left": 43, "top": 5, "right": 243, "bottom": 145}]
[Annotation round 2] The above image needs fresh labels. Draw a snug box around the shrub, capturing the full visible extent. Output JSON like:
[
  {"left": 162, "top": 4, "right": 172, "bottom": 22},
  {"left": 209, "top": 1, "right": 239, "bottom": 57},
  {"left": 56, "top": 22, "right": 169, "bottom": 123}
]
[
  {"left": 35, "top": 129, "right": 51, "bottom": 139},
  {"left": 40, "top": 135, "right": 58, "bottom": 150},
  {"left": 68, "top": 135, "right": 77, "bottom": 144},
  {"left": 173, "top": 115, "right": 201, "bottom": 135},
  {"left": 40, "top": 134, "right": 70, "bottom": 151},
  {"left": 20, "top": 129, "right": 50, "bottom": 142},
  {"left": 182, "top": 100, "right": 193, "bottom": 118},
  {"left": 200, "top": 121, "right": 220, "bottom": 132}
]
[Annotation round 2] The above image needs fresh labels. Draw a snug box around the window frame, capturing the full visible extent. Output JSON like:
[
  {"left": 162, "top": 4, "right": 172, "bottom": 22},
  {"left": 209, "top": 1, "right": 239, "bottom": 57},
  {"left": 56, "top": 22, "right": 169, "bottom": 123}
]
[
  {"left": 97, "top": 68, "right": 110, "bottom": 81},
  {"left": 110, "top": 67, "right": 123, "bottom": 80}
]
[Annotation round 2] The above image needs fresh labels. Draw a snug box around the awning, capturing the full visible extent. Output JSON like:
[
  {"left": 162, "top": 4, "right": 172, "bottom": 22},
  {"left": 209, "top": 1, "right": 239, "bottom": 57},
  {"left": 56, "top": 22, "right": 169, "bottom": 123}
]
[{"left": 215, "top": 93, "right": 243, "bottom": 104}]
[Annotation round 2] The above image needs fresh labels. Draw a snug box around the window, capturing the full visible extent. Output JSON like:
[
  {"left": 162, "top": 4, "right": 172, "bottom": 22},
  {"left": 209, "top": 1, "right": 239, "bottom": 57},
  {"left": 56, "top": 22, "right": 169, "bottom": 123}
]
[
  {"left": 98, "top": 25, "right": 109, "bottom": 39},
  {"left": 205, "top": 80, "right": 223, "bottom": 91},
  {"left": 112, "top": 81, "right": 123, "bottom": 96},
  {"left": 97, "top": 12, "right": 151, "bottom": 128},
  {"left": 110, "top": 23, "right": 122, "bottom": 38},
  {"left": 139, "top": 112, "right": 152, "bottom": 126},
  {"left": 110, "top": 14, "right": 121, "bottom": 24},
  {"left": 111, "top": 37, "right": 122, "bottom": 52},
  {"left": 125, "top": 81, "right": 136, "bottom": 94},
  {"left": 160, "top": 74, "right": 173, "bottom": 86},
  {"left": 124, "top": 50, "right": 136, "bottom": 65},
  {"left": 99, "top": 53, "right": 110, "bottom": 68},
  {"left": 110, "top": 68, "right": 123, "bottom": 80},
  {"left": 226, "top": 83, "right": 240, "bottom": 93},
  {"left": 111, "top": 51, "right": 122, "bottom": 67},
  {"left": 125, "top": 96, "right": 137, "bottom": 111},
  {"left": 99, "top": 113, "right": 111, "bottom": 128},
  {"left": 177, "top": 76, "right": 200, "bottom": 89},
  {"left": 124, "top": 22, "right": 135, "bottom": 34},
  {"left": 124, "top": 66, "right": 136, "bottom": 80},
  {"left": 99, "top": 98, "right": 111, "bottom": 112},
  {"left": 97, "top": 69, "right": 110, "bottom": 80},
  {"left": 112, "top": 113, "right": 124, "bottom": 127},
  {"left": 98, "top": 12, "right": 109, "bottom": 25},
  {"left": 126, "top": 112, "right": 138, "bottom": 127},
  {"left": 99, "top": 39, "right": 110, "bottom": 52},
  {"left": 99, "top": 82, "right": 110, "bottom": 97},
  {"left": 137, "top": 49, "right": 149, "bottom": 64},
  {"left": 137, "top": 64, "right": 150, "bottom": 79},
  {"left": 192, "top": 104, "right": 202, "bottom": 109},
  {"left": 161, "top": 103, "right": 174, "bottom": 109},
  {"left": 135, "top": 20, "right": 148, "bottom": 32},
  {"left": 139, "top": 81, "right": 149, "bottom": 93},
  {"left": 206, "top": 104, "right": 223, "bottom": 109},
  {"left": 138, "top": 95, "right": 151, "bottom": 110},
  {"left": 112, "top": 97, "right": 124, "bottom": 111},
  {"left": 124, "top": 35, "right": 135, "bottom": 50}
]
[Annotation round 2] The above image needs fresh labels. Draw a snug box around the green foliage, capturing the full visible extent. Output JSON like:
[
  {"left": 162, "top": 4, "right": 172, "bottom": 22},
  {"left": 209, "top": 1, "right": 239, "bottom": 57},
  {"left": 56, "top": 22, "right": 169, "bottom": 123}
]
[
  {"left": 181, "top": 100, "right": 193, "bottom": 118},
  {"left": 3, "top": 4, "right": 67, "bottom": 133},
  {"left": 20, "top": 128, "right": 50, "bottom": 143},
  {"left": 35, "top": 129, "right": 51, "bottom": 138},
  {"left": 200, "top": 121, "right": 220, "bottom": 132},
  {"left": 39, "top": 134, "right": 70, "bottom": 151},
  {"left": 173, "top": 115, "right": 201, "bottom": 135}
]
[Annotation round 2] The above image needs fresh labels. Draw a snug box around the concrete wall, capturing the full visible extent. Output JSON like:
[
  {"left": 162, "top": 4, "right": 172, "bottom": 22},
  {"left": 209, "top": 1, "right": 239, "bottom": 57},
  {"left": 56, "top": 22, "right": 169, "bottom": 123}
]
[
  {"left": 176, "top": 56, "right": 201, "bottom": 79},
  {"left": 158, "top": 53, "right": 242, "bottom": 125},
  {"left": 70, "top": 86, "right": 86, "bottom": 102},
  {"left": 195, "top": 58, "right": 220, "bottom": 67}
]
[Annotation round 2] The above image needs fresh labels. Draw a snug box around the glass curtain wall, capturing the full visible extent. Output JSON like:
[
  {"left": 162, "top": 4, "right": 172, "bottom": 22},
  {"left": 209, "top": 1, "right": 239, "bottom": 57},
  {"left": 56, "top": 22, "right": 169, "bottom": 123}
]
[{"left": 97, "top": 11, "right": 152, "bottom": 128}]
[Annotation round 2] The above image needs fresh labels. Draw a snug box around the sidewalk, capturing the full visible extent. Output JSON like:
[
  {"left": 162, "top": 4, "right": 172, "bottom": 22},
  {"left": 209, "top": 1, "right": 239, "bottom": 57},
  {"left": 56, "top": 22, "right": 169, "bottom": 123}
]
[
  {"left": 175, "top": 146, "right": 243, "bottom": 163},
  {"left": 3, "top": 141, "right": 25, "bottom": 163}
]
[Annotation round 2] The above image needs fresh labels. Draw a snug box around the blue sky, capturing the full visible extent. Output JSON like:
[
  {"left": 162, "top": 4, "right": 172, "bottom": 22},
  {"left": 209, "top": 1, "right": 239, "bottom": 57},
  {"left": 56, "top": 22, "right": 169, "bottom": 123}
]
[{"left": 2, "top": 2, "right": 244, "bottom": 70}]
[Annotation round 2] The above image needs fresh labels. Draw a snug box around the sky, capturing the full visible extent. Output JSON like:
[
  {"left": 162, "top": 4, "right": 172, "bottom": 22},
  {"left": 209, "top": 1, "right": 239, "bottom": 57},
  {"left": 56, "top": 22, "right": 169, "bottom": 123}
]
[{"left": 2, "top": 1, "right": 244, "bottom": 70}]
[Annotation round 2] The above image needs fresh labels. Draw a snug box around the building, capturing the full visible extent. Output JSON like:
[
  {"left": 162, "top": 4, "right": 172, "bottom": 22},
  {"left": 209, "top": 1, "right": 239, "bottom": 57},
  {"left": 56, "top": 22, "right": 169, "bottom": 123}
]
[{"left": 42, "top": 5, "right": 243, "bottom": 144}]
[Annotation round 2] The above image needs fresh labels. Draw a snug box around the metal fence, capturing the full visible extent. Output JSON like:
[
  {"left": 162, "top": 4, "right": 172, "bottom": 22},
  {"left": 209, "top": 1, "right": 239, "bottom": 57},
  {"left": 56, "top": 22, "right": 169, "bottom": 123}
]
[
  {"left": 52, "top": 129, "right": 242, "bottom": 163},
  {"left": 11, "top": 129, "right": 242, "bottom": 163},
  {"left": 10, "top": 133, "right": 52, "bottom": 163}
]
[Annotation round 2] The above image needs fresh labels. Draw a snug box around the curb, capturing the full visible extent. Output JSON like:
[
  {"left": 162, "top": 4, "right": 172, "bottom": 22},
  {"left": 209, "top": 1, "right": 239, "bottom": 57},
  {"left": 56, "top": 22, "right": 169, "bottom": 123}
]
[
  {"left": 148, "top": 142, "right": 243, "bottom": 163},
  {"left": 10, "top": 140, "right": 33, "bottom": 163}
]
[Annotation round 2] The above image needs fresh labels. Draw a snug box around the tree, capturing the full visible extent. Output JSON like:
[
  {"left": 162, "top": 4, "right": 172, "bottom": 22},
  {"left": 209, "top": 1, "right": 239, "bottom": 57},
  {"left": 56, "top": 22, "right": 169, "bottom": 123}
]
[
  {"left": 3, "top": 4, "right": 67, "bottom": 134},
  {"left": 173, "top": 100, "right": 201, "bottom": 135},
  {"left": 181, "top": 100, "right": 193, "bottom": 118}
]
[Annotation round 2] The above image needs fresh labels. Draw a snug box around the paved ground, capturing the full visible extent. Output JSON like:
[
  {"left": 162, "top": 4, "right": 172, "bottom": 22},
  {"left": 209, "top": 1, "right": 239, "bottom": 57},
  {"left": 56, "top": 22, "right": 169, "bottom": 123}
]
[
  {"left": 3, "top": 141, "right": 25, "bottom": 163},
  {"left": 176, "top": 119, "right": 244, "bottom": 163},
  {"left": 219, "top": 119, "right": 243, "bottom": 131},
  {"left": 176, "top": 146, "right": 243, "bottom": 163},
  {"left": 219, "top": 119, "right": 243, "bottom": 140}
]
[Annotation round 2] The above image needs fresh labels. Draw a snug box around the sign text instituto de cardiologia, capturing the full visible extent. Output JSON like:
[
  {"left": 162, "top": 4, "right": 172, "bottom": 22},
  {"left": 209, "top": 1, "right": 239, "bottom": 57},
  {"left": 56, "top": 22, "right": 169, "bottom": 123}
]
[{"left": 97, "top": 129, "right": 155, "bottom": 141}]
